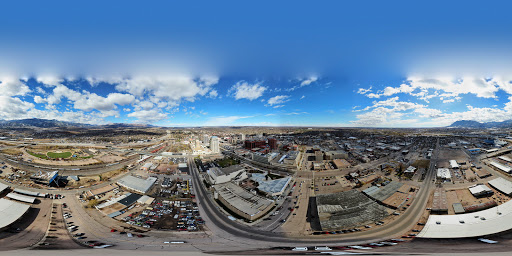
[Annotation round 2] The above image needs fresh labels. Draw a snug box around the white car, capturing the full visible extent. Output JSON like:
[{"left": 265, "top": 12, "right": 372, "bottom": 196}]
[
  {"left": 93, "top": 244, "right": 113, "bottom": 249},
  {"left": 314, "top": 246, "right": 332, "bottom": 251},
  {"left": 348, "top": 245, "right": 372, "bottom": 250},
  {"left": 292, "top": 247, "right": 308, "bottom": 251}
]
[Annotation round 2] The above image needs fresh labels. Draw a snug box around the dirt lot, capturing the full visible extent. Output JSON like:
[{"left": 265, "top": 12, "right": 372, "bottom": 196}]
[
  {"left": 454, "top": 188, "right": 494, "bottom": 207},
  {"left": 35, "top": 203, "right": 85, "bottom": 250}
]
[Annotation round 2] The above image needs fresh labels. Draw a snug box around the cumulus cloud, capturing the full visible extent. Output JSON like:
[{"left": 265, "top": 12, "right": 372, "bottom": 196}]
[
  {"left": 361, "top": 76, "right": 506, "bottom": 101},
  {"left": 0, "top": 77, "right": 31, "bottom": 96},
  {"left": 267, "top": 95, "right": 290, "bottom": 106},
  {"left": 0, "top": 96, "right": 34, "bottom": 119},
  {"left": 127, "top": 109, "right": 168, "bottom": 123},
  {"left": 114, "top": 75, "right": 218, "bottom": 103},
  {"left": 229, "top": 81, "right": 267, "bottom": 100},
  {"left": 300, "top": 76, "right": 318, "bottom": 86}
]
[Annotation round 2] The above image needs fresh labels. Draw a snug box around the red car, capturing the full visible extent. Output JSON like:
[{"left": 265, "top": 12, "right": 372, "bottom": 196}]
[{"left": 110, "top": 229, "right": 117, "bottom": 232}]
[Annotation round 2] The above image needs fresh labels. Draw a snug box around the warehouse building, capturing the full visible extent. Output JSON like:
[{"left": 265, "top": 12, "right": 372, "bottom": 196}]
[
  {"left": 117, "top": 176, "right": 157, "bottom": 194},
  {"left": 207, "top": 165, "right": 247, "bottom": 185},
  {"left": 449, "top": 160, "right": 459, "bottom": 169},
  {"left": 489, "top": 161, "right": 512, "bottom": 174},
  {"left": 488, "top": 177, "right": 512, "bottom": 196},
  {"left": 0, "top": 198, "right": 31, "bottom": 231},
  {"left": 437, "top": 168, "right": 452, "bottom": 181},
  {"left": 6, "top": 193, "right": 36, "bottom": 204},
  {"left": 213, "top": 182, "right": 274, "bottom": 221},
  {"left": 418, "top": 198, "right": 512, "bottom": 238},
  {"left": 468, "top": 184, "right": 494, "bottom": 197}
]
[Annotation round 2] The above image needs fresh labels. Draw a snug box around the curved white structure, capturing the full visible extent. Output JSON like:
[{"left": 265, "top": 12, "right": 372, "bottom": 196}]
[
  {"left": 418, "top": 199, "right": 512, "bottom": 238},
  {"left": 0, "top": 198, "right": 30, "bottom": 230}
]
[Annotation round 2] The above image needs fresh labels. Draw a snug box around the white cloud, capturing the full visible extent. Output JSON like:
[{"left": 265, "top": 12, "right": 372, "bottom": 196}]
[
  {"left": 127, "top": 109, "right": 167, "bottom": 123},
  {"left": 0, "top": 96, "right": 34, "bottom": 119},
  {"left": 287, "top": 76, "right": 320, "bottom": 91},
  {"left": 300, "top": 76, "right": 318, "bottom": 86},
  {"left": 204, "top": 115, "right": 254, "bottom": 126},
  {"left": 207, "top": 89, "right": 218, "bottom": 98},
  {"left": 357, "top": 86, "right": 372, "bottom": 94},
  {"left": 38, "top": 84, "right": 135, "bottom": 116},
  {"left": 0, "top": 77, "right": 31, "bottom": 96},
  {"left": 363, "top": 76, "right": 503, "bottom": 101},
  {"left": 229, "top": 81, "right": 267, "bottom": 100},
  {"left": 267, "top": 95, "right": 290, "bottom": 106},
  {"left": 114, "top": 76, "right": 218, "bottom": 103},
  {"left": 36, "top": 75, "right": 63, "bottom": 86},
  {"left": 34, "top": 95, "right": 45, "bottom": 104}
]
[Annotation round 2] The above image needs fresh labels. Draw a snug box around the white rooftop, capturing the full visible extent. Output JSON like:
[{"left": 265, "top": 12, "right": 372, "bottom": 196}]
[
  {"left": 251, "top": 173, "right": 292, "bottom": 195},
  {"left": 0, "top": 182, "right": 8, "bottom": 193},
  {"left": 449, "top": 160, "right": 459, "bottom": 169},
  {"left": 0, "top": 198, "right": 30, "bottom": 230},
  {"left": 213, "top": 182, "right": 274, "bottom": 217},
  {"left": 437, "top": 168, "right": 452, "bottom": 179},
  {"left": 418, "top": 198, "right": 512, "bottom": 238},
  {"left": 468, "top": 184, "right": 492, "bottom": 196},
  {"left": 6, "top": 193, "right": 36, "bottom": 204},
  {"left": 490, "top": 161, "right": 512, "bottom": 173},
  {"left": 117, "top": 176, "right": 157, "bottom": 194},
  {"left": 488, "top": 177, "right": 512, "bottom": 195},
  {"left": 499, "top": 156, "right": 512, "bottom": 163}
]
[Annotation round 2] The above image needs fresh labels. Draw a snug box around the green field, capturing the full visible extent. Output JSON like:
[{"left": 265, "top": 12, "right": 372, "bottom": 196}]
[
  {"left": 47, "top": 151, "right": 72, "bottom": 158},
  {"left": 27, "top": 151, "right": 48, "bottom": 159}
]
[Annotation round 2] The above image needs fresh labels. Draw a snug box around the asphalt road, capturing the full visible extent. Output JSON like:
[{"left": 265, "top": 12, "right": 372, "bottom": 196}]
[{"left": 188, "top": 140, "right": 439, "bottom": 246}]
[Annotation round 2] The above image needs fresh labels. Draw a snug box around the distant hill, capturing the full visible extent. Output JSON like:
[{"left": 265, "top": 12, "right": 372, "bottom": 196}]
[
  {"left": 0, "top": 118, "right": 153, "bottom": 129},
  {"left": 0, "top": 118, "right": 92, "bottom": 128},
  {"left": 448, "top": 120, "right": 512, "bottom": 128}
]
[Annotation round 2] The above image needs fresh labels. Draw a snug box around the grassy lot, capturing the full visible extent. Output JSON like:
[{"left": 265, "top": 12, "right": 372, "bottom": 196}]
[
  {"left": 47, "top": 151, "right": 72, "bottom": 158},
  {"left": 216, "top": 157, "right": 240, "bottom": 168},
  {"left": 27, "top": 150, "right": 49, "bottom": 159}
]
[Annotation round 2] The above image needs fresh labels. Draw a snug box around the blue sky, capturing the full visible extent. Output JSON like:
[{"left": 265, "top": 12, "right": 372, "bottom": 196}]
[{"left": 2, "top": 0, "right": 512, "bottom": 127}]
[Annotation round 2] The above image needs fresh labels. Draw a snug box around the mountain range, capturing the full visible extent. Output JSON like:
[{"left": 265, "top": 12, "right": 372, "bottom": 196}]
[
  {"left": 0, "top": 118, "right": 151, "bottom": 129},
  {"left": 448, "top": 120, "right": 512, "bottom": 128}
]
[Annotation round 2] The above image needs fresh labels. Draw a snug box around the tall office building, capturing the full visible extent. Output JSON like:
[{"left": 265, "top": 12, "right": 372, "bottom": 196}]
[
  {"left": 268, "top": 138, "right": 278, "bottom": 150},
  {"left": 210, "top": 136, "right": 220, "bottom": 153},
  {"left": 202, "top": 134, "right": 210, "bottom": 144},
  {"left": 241, "top": 133, "right": 246, "bottom": 141}
]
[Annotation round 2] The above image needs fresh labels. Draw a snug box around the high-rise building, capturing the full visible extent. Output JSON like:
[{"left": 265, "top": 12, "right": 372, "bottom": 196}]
[
  {"left": 268, "top": 138, "right": 278, "bottom": 150},
  {"left": 202, "top": 134, "right": 210, "bottom": 144},
  {"left": 241, "top": 133, "right": 246, "bottom": 141},
  {"left": 210, "top": 136, "right": 220, "bottom": 153}
]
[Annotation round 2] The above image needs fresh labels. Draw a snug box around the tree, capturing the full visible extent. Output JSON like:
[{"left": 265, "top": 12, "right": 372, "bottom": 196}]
[{"left": 88, "top": 199, "right": 99, "bottom": 207}]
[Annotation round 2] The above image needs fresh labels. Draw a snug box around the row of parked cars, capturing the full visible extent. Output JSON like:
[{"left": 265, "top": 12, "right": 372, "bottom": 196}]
[{"left": 64, "top": 206, "right": 113, "bottom": 248}]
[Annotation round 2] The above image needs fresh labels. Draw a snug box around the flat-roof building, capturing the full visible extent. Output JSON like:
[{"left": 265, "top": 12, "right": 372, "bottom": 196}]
[
  {"left": 0, "top": 198, "right": 30, "bottom": 231},
  {"left": 468, "top": 184, "right": 493, "bottom": 197},
  {"left": 250, "top": 173, "right": 292, "bottom": 196},
  {"left": 488, "top": 177, "right": 512, "bottom": 196},
  {"left": 6, "top": 193, "right": 36, "bottom": 204},
  {"left": 449, "top": 160, "right": 459, "bottom": 169},
  {"left": 207, "top": 165, "right": 247, "bottom": 185},
  {"left": 418, "top": 198, "right": 512, "bottom": 238},
  {"left": 117, "top": 176, "right": 157, "bottom": 194},
  {"left": 213, "top": 182, "right": 274, "bottom": 221},
  {"left": 437, "top": 168, "right": 452, "bottom": 181},
  {"left": 489, "top": 161, "right": 512, "bottom": 173}
]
